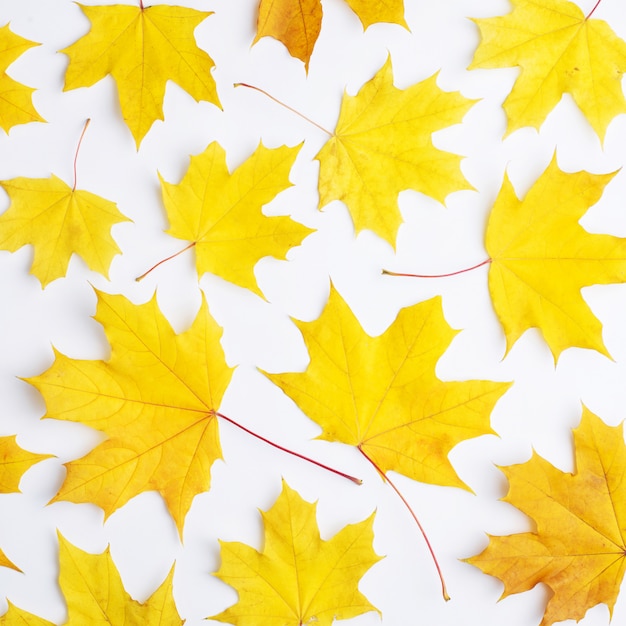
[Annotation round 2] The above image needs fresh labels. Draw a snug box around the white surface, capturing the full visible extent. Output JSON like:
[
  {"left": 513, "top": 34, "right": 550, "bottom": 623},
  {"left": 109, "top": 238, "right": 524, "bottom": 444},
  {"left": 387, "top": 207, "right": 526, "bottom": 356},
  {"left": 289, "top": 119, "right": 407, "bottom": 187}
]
[{"left": 1, "top": 0, "right": 626, "bottom": 624}]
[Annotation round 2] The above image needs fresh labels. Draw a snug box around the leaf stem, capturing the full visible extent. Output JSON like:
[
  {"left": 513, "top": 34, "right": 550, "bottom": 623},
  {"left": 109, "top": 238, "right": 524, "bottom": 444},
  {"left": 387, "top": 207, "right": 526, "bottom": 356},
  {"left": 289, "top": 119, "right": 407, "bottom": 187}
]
[
  {"left": 382, "top": 258, "right": 492, "bottom": 279},
  {"left": 135, "top": 242, "right": 197, "bottom": 282},
  {"left": 216, "top": 411, "right": 363, "bottom": 485},
  {"left": 72, "top": 118, "right": 91, "bottom": 192},
  {"left": 139, "top": 0, "right": 144, "bottom": 9},
  {"left": 358, "top": 446, "right": 450, "bottom": 602},
  {"left": 585, "top": 0, "right": 602, "bottom": 19},
  {"left": 234, "top": 82, "right": 334, "bottom": 137}
]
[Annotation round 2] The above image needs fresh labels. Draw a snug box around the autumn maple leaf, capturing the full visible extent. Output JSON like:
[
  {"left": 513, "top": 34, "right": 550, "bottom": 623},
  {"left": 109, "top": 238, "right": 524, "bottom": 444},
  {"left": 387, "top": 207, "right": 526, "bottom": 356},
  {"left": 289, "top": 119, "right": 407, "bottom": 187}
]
[
  {"left": 264, "top": 287, "right": 509, "bottom": 491},
  {"left": 0, "top": 24, "right": 44, "bottom": 132},
  {"left": 61, "top": 3, "right": 220, "bottom": 147},
  {"left": 469, "top": 0, "right": 626, "bottom": 140},
  {"left": 254, "top": 0, "right": 406, "bottom": 71},
  {"left": 315, "top": 56, "right": 474, "bottom": 247},
  {"left": 0, "top": 535, "right": 182, "bottom": 625},
  {"left": 486, "top": 156, "right": 625, "bottom": 360},
  {"left": 467, "top": 408, "right": 626, "bottom": 626},
  {"left": 28, "top": 290, "right": 233, "bottom": 534},
  {"left": 210, "top": 480, "right": 381, "bottom": 626},
  {"left": 159, "top": 142, "right": 313, "bottom": 297}
]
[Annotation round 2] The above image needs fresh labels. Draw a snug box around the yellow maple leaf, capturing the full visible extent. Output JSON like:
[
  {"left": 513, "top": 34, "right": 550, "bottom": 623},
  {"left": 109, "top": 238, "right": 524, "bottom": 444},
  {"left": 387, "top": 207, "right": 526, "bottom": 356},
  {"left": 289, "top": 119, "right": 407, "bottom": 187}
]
[
  {"left": 264, "top": 287, "right": 509, "bottom": 491},
  {"left": 210, "top": 480, "right": 381, "bottom": 626},
  {"left": 486, "top": 156, "right": 625, "bottom": 361},
  {"left": 0, "top": 601, "right": 53, "bottom": 626},
  {"left": 28, "top": 290, "right": 233, "bottom": 534},
  {"left": 0, "top": 174, "right": 130, "bottom": 287},
  {"left": 61, "top": 3, "right": 220, "bottom": 147},
  {"left": 315, "top": 56, "right": 474, "bottom": 247},
  {"left": 0, "top": 24, "right": 44, "bottom": 132},
  {"left": 254, "top": 0, "right": 406, "bottom": 71},
  {"left": 0, "top": 435, "right": 50, "bottom": 573},
  {"left": 160, "top": 142, "right": 313, "bottom": 297},
  {"left": 467, "top": 408, "right": 626, "bottom": 626},
  {"left": 469, "top": 0, "right": 626, "bottom": 140}
]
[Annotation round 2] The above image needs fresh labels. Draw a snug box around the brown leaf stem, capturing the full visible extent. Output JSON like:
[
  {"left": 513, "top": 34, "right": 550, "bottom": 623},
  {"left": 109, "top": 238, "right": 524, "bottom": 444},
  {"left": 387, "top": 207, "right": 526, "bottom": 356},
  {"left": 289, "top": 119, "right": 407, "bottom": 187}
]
[
  {"left": 72, "top": 118, "right": 91, "bottom": 192},
  {"left": 382, "top": 257, "right": 492, "bottom": 279},
  {"left": 585, "top": 0, "right": 602, "bottom": 19},
  {"left": 358, "top": 446, "right": 450, "bottom": 602},
  {"left": 234, "top": 82, "right": 334, "bottom": 137},
  {"left": 135, "top": 242, "right": 197, "bottom": 282},
  {"left": 216, "top": 411, "right": 363, "bottom": 485}
]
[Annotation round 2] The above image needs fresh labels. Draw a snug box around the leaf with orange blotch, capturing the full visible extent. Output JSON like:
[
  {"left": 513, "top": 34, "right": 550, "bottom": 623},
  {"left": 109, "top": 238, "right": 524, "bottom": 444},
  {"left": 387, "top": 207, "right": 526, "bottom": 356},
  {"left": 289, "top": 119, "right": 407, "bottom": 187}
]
[
  {"left": 210, "top": 480, "right": 381, "bottom": 626},
  {"left": 27, "top": 290, "right": 233, "bottom": 535},
  {"left": 254, "top": 0, "right": 406, "bottom": 72},
  {"left": 264, "top": 287, "right": 510, "bottom": 491},
  {"left": 61, "top": 3, "right": 220, "bottom": 147},
  {"left": 486, "top": 156, "right": 626, "bottom": 361},
  {"left": 159, "top": 142, "right": 313, "bottom": 297},
  {"left": 0, "top": 174, "right": 130, "bottom": 287},
  {"left": 0, "top": 24, "right": 44, "bottom": 132},
  {"left": 469, "top": 0, "right": 626, "bottom": 141},
  {"left": 315, "top": 56, "right": 474, "bottom": 247},
  {"left": 467, "top": 408, "right": 626, "bottom": 626}
]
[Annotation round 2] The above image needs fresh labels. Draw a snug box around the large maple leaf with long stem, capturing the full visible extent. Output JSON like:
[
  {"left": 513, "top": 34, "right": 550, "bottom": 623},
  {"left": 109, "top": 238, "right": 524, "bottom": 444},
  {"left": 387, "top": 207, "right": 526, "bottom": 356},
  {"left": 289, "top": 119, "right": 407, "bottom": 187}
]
[
  {"left": 154, "top": 142, "right": 313, "bottom": 297},
  {"left": 467, "top": 408, "right": 626, "bottom": 626},
  {"left": 486, "top": 156, "right": 625, "bottom": 361},
  {"left": 61, "top": 2, "right": 220, "bottom": 147},
  {"left": 469, "top": 0, "right": 626, "bottom": 140},
  {"left": 0, "top": 535, "right": 182, "bottom": 624},
  {"left": 0, "top": 24, "right": 44, "bottom": 132},
  {"left": 210, "top": 480, "right": 381, "bottom": 626}
]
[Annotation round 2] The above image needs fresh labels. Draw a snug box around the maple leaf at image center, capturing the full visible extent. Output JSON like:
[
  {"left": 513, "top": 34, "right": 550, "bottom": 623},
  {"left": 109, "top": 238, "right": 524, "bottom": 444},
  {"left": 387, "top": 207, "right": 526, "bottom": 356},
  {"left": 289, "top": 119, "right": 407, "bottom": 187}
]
[{"left": 28, "top": 291, "right": 233, "bottom": 534}]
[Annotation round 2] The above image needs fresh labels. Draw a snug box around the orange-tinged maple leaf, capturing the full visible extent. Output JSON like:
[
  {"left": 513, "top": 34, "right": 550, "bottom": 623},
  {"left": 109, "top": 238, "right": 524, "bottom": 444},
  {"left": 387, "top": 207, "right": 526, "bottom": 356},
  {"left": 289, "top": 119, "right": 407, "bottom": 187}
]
[
  {"left": 28, "top": 291, "right": 233, "bottom": 535},
  {"left": 486, "top": 157, "right": 625, "bottom": 361},
  {"left": 0, "top": 24, "right": 44, "bottom": 132},
  {"left": 254, "top": 0, "right": 406, "bottom": 71},
  {"left": 264, "top": 287, "right": 510, "bottom": 491},
  {"left": 315, "top": 56, "right": 474, "bottom": 247},
  {"left": 469, "top": 0, "right": 626, "bottom": 140},
  {"left": 210, "top": 480, "right": 381, "bottom": 626},
  {"left": 467, "top": 408, "right": 626, "bottom": 626},
  {"left": 61, "top": 3, "right": 220, "bottom": 147},
  {"left": 160, "top": 142, "right": 313, "bottom": 297},
  {"left": 0, "top": 174, "right": 130, "bottom": 287}
]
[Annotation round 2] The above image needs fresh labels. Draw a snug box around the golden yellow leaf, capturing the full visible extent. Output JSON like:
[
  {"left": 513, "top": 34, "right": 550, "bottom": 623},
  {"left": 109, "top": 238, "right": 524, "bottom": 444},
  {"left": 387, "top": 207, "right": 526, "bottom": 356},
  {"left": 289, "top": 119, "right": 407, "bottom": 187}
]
[
  {"left": 28, "top": 290, "right": 233, "bottom": 534},
  {"left": 0, "top": 601, "right": 53, "bottom": 626},
  {"left": 316, "top": 57, "right": 474, "bottom": 246},
  {"left": 0, "top": 175, "right": 130, "bottom": 287},
  {"left": 210, "top": 480, "right": 381, "bottom": 626},
  {"left": 254, "top": 0, "right": 405, "bottom": 71},
  {"left": 469, "top": 0, "right": 626, "bottom": 140},
  {"left": 61, "top": 4, "right": 220, "bottom": 147},
  {"left": 160, "top": 142, "right": 313, "bottom": 297},
  {"left": 486, "top": 156, "right": 625, "bottom": 360},
  {"left": 467, "top": 408, "right": 626, "bottom": 626},
  {"left": 265, "top": 287, "right": 509, "bottom": 490},
  {"left": 0, "top": 24, "right": 44, "bottom": 132}
]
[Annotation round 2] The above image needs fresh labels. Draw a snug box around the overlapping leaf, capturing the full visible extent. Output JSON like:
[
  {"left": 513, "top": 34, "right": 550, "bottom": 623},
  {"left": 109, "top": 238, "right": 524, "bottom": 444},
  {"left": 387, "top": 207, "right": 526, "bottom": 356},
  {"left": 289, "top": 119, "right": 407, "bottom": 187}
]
[
  {"left": 265, "top": 287, "right": 510, "bottom": 490},
  {"left": 211, "top": 480, "right": 380, "bottom": 625},
  {"left": 470, "top": 0, "right": 626, "bottom": 140},
  {"left": 486, "top": 157, "right": 625, "bottom": 360},
  {"left": 0, "top": 24, "right": 44, "bottom": 132},
  {"left": 0, "top": 535, "right": 182, "bottom": 624},
  {"left": 160, "top": 142, "right": 313, "bottom": 297},
  {"left": 62, "top": 3, "right": 220, "bottom": 147},
  {"left": 0, "top": 175, "right": 129, "bottom": 287},
  {"left": 316, "top": 57, "right": 474, "bottom": 246},
  {"left": 254, "top": 0, "right": 406, "bottom": 71},
  {"left": 28, "top": 290, "right": 233, "bottom": 534},
  {"left": 467, "top": 409, "right": 626, "bottom": 626}
]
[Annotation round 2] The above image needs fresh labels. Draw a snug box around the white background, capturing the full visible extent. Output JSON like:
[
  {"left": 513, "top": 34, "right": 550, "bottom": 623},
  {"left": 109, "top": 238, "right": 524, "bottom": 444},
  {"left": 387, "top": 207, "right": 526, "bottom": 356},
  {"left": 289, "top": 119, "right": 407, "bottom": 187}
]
[{"left": 1, "top": 0, "right": 626, "bottom": 624}]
